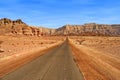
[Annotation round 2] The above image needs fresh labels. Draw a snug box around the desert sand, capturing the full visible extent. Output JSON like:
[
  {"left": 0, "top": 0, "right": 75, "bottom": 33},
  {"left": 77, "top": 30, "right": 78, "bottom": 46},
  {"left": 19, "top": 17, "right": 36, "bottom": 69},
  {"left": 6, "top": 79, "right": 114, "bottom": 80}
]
[
  {"left": 0, "top": 35, "right": 65, "bottom": 58},
  {"left": 0, "top": 35, "right": 65, "bottom": 77},
  {"left": 69, "top": 36, "right": 120, "bottom": 80},
  {"left": 0, "top": 35, "right": 120, "bottom": 80}
]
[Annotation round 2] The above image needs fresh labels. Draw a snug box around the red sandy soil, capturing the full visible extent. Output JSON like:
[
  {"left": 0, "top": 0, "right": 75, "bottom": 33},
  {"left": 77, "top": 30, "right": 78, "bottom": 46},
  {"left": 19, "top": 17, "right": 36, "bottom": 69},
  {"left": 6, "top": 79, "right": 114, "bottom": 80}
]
[
  {"left": 0, "top": 35, "right": 65, "bottom": 58},
  {"left": 69, "top": 36, "right": 120, "bottom": 80},
  {"left": 0, "top": 35, "right": 65, "bottom": 77},
  {"left": 70, "top": 36, "right": 120, "bottom": 58}
]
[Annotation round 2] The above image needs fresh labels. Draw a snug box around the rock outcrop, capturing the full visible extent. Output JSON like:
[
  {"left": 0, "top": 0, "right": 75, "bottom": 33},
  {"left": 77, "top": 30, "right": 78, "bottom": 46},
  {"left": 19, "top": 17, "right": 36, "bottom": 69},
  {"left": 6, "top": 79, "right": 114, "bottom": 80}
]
[
  {"left": 0, "top": 18, "right": 55, "bottom": 36},
  {"left": 55, "top": 23, "right": 120, "bottom": 36},
  {"left": 0, "top": 18, "right": 120, "bottom": 36}
]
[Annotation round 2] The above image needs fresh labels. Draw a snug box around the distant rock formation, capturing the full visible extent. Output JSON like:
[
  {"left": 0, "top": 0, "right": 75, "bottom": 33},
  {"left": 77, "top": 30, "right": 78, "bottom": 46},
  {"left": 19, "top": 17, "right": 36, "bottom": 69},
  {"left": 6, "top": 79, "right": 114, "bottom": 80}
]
[
  {"left": 0, "top": 18, "right": 120, "bottom": 36},
  {"left": 0, "top": 18, "right": 55, "bottom": 36},
  {"left": 55, "top": 23, "right": 120, "bottom": 36}
]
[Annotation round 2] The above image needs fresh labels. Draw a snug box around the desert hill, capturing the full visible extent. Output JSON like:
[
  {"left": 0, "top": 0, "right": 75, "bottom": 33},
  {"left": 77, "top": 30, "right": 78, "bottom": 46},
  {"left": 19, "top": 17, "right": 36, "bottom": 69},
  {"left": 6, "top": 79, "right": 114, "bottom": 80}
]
[
  {"left": 55, "top": 23, "right": 120, "bottom": 36},
  {"left": 0, "top": 18, "right": 120, "bottom": 36},
  {"left": 0, "top": 18, "right": 55, "bottom": 36}
]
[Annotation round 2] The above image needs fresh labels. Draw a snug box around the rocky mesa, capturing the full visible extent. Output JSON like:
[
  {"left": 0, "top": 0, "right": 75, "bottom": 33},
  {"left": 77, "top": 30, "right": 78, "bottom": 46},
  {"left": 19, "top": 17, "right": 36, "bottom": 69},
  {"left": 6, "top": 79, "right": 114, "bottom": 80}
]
[
  {"left": 55, "top": 23, "right": 120, "bottom": 36},
  {"left": 0, "top": 18, "right": 55, "bottom": 36},
  {"left": 0, "top": 18, "right": 120, "bottom": 36}
]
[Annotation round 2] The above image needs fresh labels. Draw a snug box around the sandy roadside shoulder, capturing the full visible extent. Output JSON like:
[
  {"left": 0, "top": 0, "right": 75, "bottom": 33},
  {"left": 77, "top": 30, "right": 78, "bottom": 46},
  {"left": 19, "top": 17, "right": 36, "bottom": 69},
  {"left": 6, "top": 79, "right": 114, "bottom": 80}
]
[
  {"left": 69, "top": 39, "right": 120, "bottom": 80},
  {"left": 0, "top": 37, "right": 64, "bottom": 78}
]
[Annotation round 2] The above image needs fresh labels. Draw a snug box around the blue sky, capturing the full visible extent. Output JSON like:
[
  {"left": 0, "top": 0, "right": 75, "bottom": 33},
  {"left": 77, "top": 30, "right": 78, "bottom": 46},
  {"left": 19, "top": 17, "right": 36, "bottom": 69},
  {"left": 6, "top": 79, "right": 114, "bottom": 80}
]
[{"left": 0, "top": 0, "right": 120, "bottom": 28}]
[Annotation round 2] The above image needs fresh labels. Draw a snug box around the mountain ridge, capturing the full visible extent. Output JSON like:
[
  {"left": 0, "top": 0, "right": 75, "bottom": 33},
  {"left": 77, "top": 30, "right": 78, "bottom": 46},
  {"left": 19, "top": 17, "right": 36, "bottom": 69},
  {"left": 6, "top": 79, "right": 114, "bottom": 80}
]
[
  {"left": 0, "top": 18, "right": 120, "bottom": 36},
  {"left": 0, "top": 18, "right": 55, "bottom": 36}
]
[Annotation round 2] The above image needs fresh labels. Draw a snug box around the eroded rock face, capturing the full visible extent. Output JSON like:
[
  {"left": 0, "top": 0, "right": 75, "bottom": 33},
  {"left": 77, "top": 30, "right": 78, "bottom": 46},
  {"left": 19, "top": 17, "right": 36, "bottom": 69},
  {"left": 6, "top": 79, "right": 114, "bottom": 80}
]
[
  {"left": 0, "top": 18, "right": 55, "bottom": 36},
  {"left": 0, "top": 18, "right": 27, "bottom": 35},
  {"left": 55, "top": 23, "right": 120, "bottom": 36},
  {"left": 0, "top": 18, "right": 120, "bottom": 36}
]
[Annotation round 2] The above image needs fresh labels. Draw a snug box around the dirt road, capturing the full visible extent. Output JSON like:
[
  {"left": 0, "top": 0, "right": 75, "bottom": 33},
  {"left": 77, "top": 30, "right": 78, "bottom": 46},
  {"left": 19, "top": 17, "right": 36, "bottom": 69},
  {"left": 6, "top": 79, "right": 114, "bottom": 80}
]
[{"left": 1, "top": 41, "right": 84, "bottom": 80}]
